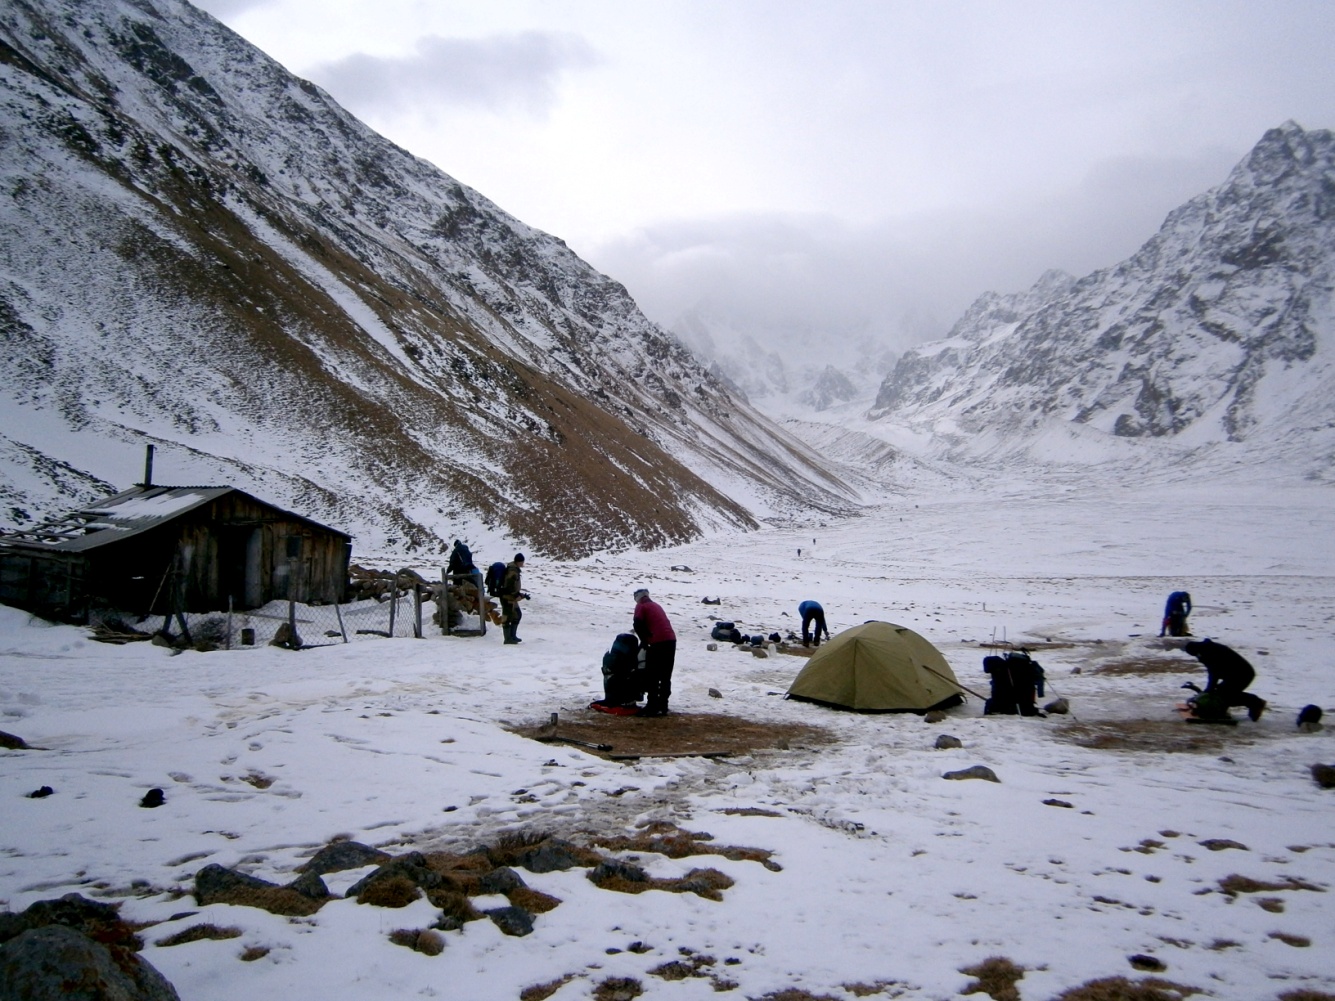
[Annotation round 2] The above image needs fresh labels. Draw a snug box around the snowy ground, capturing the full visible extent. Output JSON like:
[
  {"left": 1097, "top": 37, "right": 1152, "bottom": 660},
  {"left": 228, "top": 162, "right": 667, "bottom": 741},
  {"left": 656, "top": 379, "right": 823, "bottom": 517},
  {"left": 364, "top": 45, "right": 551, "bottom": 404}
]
[{"left": 2, "top": 481, "right": 1334, "bottom": 1000}]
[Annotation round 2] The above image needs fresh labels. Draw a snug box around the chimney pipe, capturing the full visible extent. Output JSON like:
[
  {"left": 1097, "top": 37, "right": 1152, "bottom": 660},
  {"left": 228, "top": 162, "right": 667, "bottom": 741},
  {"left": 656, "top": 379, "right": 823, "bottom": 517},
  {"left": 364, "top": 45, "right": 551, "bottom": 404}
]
[{"left": 143, "top": 444, "right": 154, "bottom": 488}]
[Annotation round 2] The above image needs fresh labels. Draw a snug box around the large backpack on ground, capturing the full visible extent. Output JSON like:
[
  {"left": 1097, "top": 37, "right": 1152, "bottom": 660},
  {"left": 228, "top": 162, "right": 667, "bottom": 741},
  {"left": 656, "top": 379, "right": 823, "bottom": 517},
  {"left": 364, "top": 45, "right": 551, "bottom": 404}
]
[
  {"left": 484, "top": 561, "right": 507, "bottom": 597},
  {"left": 710, "top": 620, "right": 743, "bottom": 643},
  {"left": 598, "top": 633, "right": 647, "bottom": 708},
  {"left": 983, "top": 651, "right": 1045, "bottom": 716}
]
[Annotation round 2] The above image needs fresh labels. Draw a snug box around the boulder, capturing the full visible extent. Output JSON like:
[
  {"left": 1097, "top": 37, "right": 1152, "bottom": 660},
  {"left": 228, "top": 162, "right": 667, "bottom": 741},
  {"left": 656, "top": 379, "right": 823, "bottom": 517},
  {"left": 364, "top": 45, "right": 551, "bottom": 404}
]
[
  {"left": 943, "top": 765, "right": 1000, "bottom": 783},
  {"left": 0, "top": 925, "right": 181, "bottom": 1001},
  {"left": 0, "top": 729, "right": 29, "bottom": 750},
  {"left": 300, "top": 840, "right": 391, "bottom": 876},
  {"left": 485, "top": 906, "right": 534, "bottom": 937},
  {"left": 1044, "top": 697, "right": 1070, "bottom": 714}
]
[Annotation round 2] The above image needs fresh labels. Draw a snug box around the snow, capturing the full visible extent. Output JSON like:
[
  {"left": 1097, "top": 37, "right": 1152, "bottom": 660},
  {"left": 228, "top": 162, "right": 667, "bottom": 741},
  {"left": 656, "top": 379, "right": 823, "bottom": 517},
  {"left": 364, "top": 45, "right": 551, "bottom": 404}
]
[{"left": 3, "top": 482, "right": 1334, "bottom": 999}]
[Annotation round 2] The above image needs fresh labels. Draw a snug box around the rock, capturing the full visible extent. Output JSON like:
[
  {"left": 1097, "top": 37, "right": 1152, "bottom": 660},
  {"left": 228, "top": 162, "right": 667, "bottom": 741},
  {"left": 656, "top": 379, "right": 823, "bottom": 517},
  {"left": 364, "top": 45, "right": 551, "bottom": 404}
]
[
  {"left": 0, "top": 730, "right": 29, "bottom": 750},
  {"left": 285, "top": 870, "right": 331, "bottom": 899},
  {"left": 1043, "top": 799, "right": 1074, "bottom": 808},
  {"left": 923, "top": 710, "right": 947, "bottom": 723},
  {"left": 708, "top": 688, "right": 723, "bottom": 699},
  {"left": 485, "top": 906, "right": 534, "bottom": 937},
  {"left": 345, "top": 853, "right": 448, "bottom": 899},
  {"left": 0, "top": 893, "right": 179, "bottom": 1001},
  {"left": 1198, "top": 838, "right": 1248, "bottom": 852},
  {"left": 0, "top": 924, "right": 181, "bottom": 1001},
  {"left": 934, "top": 734, "right": 962, "bottom": 749},
  {"left": 476, "top": 866, "right": 525, "bottom": 895},
  {"left": 139, "top": 788, "right": 165, "bottom": 808},
  {"left": 706, "top": 642, "right": 718, "bottom": 651},
  {"left": 1311, "top": 763, "right": 1335, "bottom": 789},
  {"left": 301, "top": 840, "right": 391, "bottom": 875},
  {"left": 1044, "top": 697, "right": 1070, "bottom": 714},
  {"left": 943, "top": 765, "right": 1000, "bottom": 783},
  {"left": 751, "top": 648, "right": 769, "bottom": 658},
  {"left": 588, "top": 860, "right": 649, "bottom": 886},
  {"left": 26, "top": 786, "right": 54, "bottom": 798},
  {"left": 195, "top": 863, "right": 281, "bottom": 902},
  {"left": 511, "top": 839, "right": 586, "bottom": 873},
  {"left": 701, "top": 596, "right": 721, "bottom": 605}
]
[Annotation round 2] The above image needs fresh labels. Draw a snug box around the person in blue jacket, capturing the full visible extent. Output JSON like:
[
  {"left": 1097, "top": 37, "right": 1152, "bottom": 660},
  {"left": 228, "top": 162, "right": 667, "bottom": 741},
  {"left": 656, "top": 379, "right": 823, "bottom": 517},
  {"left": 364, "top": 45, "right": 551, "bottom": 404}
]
[
  {"left": 798, "top": 600, "right": 830, "bottom": 647},
  {"left": 1160, "top": 591, "right": 1192, "bottom": 637}
]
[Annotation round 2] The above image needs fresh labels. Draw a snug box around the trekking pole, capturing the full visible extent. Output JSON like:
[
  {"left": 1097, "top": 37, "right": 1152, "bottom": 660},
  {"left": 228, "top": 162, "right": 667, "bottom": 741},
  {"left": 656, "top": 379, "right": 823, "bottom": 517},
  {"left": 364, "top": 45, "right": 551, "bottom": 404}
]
[{"left": 921, "top": 664, "right": 988, "bottom": 701}]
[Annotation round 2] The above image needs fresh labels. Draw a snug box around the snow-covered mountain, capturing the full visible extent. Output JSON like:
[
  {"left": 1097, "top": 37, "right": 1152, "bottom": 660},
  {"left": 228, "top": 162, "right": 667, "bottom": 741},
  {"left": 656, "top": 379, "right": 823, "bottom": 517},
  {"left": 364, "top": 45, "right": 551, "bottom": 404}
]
[
  {"left": 869, "top": 123, "right": 1335, "bottom": 481},
  {"left": 0, "top": 0, "right": 859, "bottom": 559}
]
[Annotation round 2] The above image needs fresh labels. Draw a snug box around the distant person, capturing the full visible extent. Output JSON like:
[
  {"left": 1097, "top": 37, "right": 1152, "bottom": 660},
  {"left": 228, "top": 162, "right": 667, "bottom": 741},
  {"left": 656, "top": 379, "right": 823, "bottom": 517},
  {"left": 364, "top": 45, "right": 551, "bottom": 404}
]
[
  {"left": 500, "top": 553, "right": 527, "bottom": 644},
  {"left": 447, "top": 539, "right": 475, "bottom": 579},
  {"left": 1160, "top": 590, "right": 1192, "bottom": 637},
  {"left": 798, "top": 600, "right": 830, "bottom": 647},
  {"left": 632, "top": 588, "right": 676, "bottom": 716},
  {"left": 1181, "top": 638, "right": 1266, "bottom": 721}
]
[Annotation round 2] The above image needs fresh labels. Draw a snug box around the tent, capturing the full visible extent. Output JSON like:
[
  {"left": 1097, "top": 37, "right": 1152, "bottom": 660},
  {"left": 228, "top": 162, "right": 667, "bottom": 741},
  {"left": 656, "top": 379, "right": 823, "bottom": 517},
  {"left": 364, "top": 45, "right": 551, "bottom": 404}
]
[{"left": 786, "top": 621, "right": 964, "bottom": 713}]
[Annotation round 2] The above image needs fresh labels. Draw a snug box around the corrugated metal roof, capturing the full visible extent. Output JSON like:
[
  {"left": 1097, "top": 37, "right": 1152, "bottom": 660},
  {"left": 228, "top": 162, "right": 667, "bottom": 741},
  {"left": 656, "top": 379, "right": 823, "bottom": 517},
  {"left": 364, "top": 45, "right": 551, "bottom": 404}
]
[{"left": 0, "top": 486, "right": 350, "bottom": 553}]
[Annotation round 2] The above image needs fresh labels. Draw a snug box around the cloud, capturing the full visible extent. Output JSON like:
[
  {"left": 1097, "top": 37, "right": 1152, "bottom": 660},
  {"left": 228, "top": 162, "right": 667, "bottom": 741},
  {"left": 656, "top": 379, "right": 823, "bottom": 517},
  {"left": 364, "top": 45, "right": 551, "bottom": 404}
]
[
  {"left": 589, "top": 145, "right": 1244, "bottom": 361},
  {"left": 308, "top": 31, "right": 601, "bottom": 119}
]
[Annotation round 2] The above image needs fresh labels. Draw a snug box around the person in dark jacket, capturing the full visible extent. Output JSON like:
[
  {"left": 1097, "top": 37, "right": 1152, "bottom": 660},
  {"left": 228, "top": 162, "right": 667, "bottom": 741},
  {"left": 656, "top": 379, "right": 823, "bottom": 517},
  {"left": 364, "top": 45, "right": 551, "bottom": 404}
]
[
  {"left": 500, "top": 553, "right": 526, "bottom": 644},
  {"left": 1160, "top": 591, "right": 1192, "bottom": 637},
  {"left": 632, "top": 588, "right": 676, "bottom": 716},
  {"left": 1182, "top": 638, "right": 1266, "bottom": 721},
  {"left": 798, "top": 600, "right": 830, "bottom": 647}
]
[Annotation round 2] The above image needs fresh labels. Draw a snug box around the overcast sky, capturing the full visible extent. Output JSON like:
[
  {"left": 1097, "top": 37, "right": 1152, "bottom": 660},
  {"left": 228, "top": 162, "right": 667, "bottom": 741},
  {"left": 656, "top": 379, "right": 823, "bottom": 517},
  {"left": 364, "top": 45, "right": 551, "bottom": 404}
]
[{"left": 196, "top": 0, "right": 1335, "bottom": 355}]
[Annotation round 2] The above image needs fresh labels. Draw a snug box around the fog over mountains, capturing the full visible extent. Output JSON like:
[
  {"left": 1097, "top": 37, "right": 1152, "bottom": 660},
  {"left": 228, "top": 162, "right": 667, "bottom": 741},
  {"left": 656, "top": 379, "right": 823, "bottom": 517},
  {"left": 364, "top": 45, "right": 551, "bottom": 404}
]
[{"left": 2, "top": 0, "right": 1332, "bottom": 561}]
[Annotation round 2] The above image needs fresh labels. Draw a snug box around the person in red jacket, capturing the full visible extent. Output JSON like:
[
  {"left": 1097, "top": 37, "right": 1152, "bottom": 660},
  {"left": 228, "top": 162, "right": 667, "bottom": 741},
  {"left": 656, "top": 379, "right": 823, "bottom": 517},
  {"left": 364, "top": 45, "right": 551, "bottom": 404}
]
[{"left": 632, "top": 588, "right": 676, "bottom": 717}]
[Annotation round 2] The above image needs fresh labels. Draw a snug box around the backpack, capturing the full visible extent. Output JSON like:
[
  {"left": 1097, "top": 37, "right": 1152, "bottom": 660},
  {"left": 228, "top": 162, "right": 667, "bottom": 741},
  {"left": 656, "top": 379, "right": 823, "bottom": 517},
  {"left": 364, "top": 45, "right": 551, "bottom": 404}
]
[
  {"left": 983, "top": 652, "right": 1044, "bottom": 716},
  {"left": 484, "top": 561, "right": 507, "bottom": 596}
]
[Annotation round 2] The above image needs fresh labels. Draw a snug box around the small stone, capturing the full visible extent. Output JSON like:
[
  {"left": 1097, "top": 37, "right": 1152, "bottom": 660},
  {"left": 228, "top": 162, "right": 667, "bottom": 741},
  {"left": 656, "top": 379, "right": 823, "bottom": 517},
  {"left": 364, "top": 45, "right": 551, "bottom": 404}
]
[
  {"left": 750, "top": 648, "right": 768, "bottom": 658},
  {"left": 934, "top": 734, "right": 962, "bottom": 749},
  {"left": 1044, "top": 697, "right": 1070, "bottom": 714},
  {"left": 942, "top": 765, "right": 1000, "bottom": 783},
  {"left": 708, "top": 688, "right": 722, "bottom": 699},
  {"left": 1043, "top": 798, "right": 1074, "bottom": 808},
  {"left": 1310, "top": 763, "right": 1335, "bottom": 789},
  {"left": 923, "top": 710, "right": 947, "bottom": 723},
  {"left": 706, "top": 643, "right": 718, "bottom": 651},
  {"left": 139, "top": 788, "right": 165, "bottom": 809},
  {"left": 27, "top": 786, "right": 54, "bottom": 799}
]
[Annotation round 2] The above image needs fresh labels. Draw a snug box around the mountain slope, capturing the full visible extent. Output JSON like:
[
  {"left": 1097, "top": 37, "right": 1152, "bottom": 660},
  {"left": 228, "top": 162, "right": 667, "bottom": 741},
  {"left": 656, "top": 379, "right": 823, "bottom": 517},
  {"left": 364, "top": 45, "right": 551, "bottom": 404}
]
[
  {"left": 869, "top": 123, "right": 1335, "bottom": 480},
  {"left": 0, "top": 0, "right": 858, "bottom": 558}
]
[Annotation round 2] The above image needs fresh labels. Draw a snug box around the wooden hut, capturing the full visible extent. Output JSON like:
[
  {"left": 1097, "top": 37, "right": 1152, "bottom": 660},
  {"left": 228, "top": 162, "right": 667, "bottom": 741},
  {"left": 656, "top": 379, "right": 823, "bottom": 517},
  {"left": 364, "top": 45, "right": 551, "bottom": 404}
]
[{"left": 0, "top": 485, "right": 351, "bottom": 623}]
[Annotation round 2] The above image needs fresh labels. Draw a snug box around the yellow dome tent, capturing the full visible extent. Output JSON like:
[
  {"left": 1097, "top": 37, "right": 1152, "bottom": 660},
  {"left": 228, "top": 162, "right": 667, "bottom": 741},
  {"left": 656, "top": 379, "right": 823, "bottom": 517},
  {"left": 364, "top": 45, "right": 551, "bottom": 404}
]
[{"left": 786, "top": 621, "right": 964, "bottom": 713}]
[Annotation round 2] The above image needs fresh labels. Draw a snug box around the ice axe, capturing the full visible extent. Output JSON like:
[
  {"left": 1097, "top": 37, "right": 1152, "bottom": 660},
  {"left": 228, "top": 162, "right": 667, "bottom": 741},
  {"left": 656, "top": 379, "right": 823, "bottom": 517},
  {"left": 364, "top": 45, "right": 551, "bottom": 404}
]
[{"left": 536, "top": 712, "right": 612, "bottom": 752}]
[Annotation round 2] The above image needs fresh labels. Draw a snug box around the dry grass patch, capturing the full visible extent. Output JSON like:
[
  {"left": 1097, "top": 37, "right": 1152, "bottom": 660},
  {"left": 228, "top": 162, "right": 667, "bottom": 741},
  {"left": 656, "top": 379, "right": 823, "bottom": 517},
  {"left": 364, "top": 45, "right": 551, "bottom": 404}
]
[
  {"left": 959, "top": 955, "right": 1025, "bottom": 1000},
  {"left": 239, "top": 945, "right": 269, "bottom": 962},
  {"left": 1050, "top": 976, "right": 1202, "bottom": 1000},
  {"left": 196, "top": 882, "right": 324, "bottom": 917},
  {"left": 519, "top": 974, "right": 577, "bottom": 1001},
  {"left": 507, "top": 885, "right": 562, "bottom": 913},
  {"left": 154, "top": 923, "right": 242, "bottom": 947},
  {"left": 388, "top": 927, "right": 444, "bottom": 956},
  {"left": 509, "top": 711, "right": 834, "bottom": 760},
  {"left": 592, "top": 976, "right": 643, "bottom": 1001},
  {"left": 1218, "top": 874, "right": 1325, "bottom": 897},
  {"left": 1277, "top": 991, "right": 1335, "bottom": 1000},
  {"left": 842, "top": 982, "right": 909, "bottom": 997},
  {"left": 588, "top": 862, "right": 734, "bottom": 901},
  {"left": 595, "top": 821, "right": 781, "bottom": 871},
  {"left": 355, "top": 874, "right": 421, "bottom": 908},
  {"left": 749, "top": 990, "right": 843, "bottom": 1001}
]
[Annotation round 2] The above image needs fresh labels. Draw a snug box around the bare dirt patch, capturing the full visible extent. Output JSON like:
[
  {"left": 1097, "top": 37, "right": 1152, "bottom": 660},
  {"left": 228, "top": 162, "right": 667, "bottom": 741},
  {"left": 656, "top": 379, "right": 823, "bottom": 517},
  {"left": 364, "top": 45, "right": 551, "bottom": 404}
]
[
  {"left": 1054, "top": 719, "right": 1259, "bottom": 754},
  {"left": 509, "top": 710, "right": 836, "bottom": 760},
  {"left": 1090, "top": 658, "right": 1195, "bottom": 677}
]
